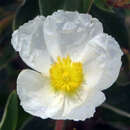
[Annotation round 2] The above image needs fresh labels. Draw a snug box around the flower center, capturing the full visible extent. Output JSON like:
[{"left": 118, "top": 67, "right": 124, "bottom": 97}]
[{"left": 49, "top": 56, "right": 83, "bottom": 96}]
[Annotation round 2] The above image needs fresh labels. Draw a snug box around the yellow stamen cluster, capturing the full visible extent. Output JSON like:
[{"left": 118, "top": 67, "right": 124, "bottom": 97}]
[{"left": 49, "top": 56, "right": 83, "bottom": 96}]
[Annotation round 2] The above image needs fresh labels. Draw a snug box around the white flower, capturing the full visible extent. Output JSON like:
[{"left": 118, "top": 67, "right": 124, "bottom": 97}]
[{"left": 11, "top": 10, "right": 123, "bottom": 121}]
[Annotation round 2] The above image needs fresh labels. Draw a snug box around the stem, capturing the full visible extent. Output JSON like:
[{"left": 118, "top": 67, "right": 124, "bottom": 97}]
[
  {"left": 87, "top": 0, "right": 94, "bottom": 13},
  {"left": 55, "top": 120, "right": 65, "bottom": 130}
]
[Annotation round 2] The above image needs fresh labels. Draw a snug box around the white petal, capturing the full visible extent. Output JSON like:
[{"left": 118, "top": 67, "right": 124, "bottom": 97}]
[
  {"left": 63, "top": 90, "right": 105, "bottom": 121},
  {"left": 17, "top": 69, "right": 64, "bottom": 119},
  {"left": 44, "top": 10, "right": 103, "bottom": 61},
  {"left": 51, "top": 86, "right": 105, "bottom": 121},
  {"left": 82, "top": 33, "right": 123, "bottom": 90},
  {"left": 11, "top": 16, "right": 52, "bottom": 74},
  {"left": 17, "top": 69, "right": 105, "bottom": 121}
]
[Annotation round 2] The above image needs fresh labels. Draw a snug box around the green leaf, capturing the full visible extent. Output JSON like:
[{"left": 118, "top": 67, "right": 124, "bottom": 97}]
[
  {"left": 102, "top": 103, "right": 130, "bottom": 118},
  {"left": 104, "top": 84, "right": 130, "bottom": 114},
  {"left": 19, "top": 118, "right": 55, "bottom": 130},
  {"left": 94, "top": 0, "right": 114, "bottom": 13},
  {"left": 39, "top": 0, "right": 93, "bottom": 16},
  {"left": 90, "top": 6, "right": 129, "bottom": 49},
  {"left": 100, "top": 103, "right": 130, "bottom": 126},
  {"left": 0, "top": 91, "right": 18, "bottom": 130},
  {"left": 83, "top": 0, "right": 93, "bottom": 12},
  {"left": 99, "top": 83, "right": 130, "bottom": 126},
  {"left": 13, "top": 0, "right": 40, "bottom": 30},
  {"left": 16, "top": 104, "right": 31, "bottom": 130},
  {"left": 39, "top": 0, "right": 64, "bottom": 16},
  {"left": 63, "top": 0, "right": 84, "bottom": 12},
  {"left": 19, "top": 117, "right": 33, "bottom": 130},
  {"left": 100, "top": 84, "right": 130, "bottom": 126}
]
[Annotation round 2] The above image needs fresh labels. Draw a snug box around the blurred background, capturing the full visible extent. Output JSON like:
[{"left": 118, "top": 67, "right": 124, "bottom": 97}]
[{"left": 0, "top": 0, "right": 130, "bottom": 130}]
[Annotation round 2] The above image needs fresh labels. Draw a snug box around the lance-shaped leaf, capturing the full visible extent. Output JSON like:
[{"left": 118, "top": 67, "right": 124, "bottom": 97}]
[
  {"left": 104, "top": 84, "right": 130, "bottom": 114},
  {"left": 100, "top": 84, "right": 130, "bottom": 126},
  {"left": 100, "top": 103, "right": 130, "bottom": 126},
  {"left": 0, "top": 91, "right": 18, "bottom": 130},
  {"left": 39, "top": 0, "right": 94, "bottom": 16},
  {"left": 16, "top": 104, "right": 31, "bottom": 130},
  {"left": 39, "top": 0, "right": 64, "bottom": 16},
  {"left": 94, "top": 0, "right": 114, "bottom": 13},
  {"left": 19, "top": 118, "right": 55, "bottom": 130},
  {"left": 90, "top": 5, "right": 129, "bottom": 49},
  {"left": 13, "top": 0, "right": 40, "bottom": 30}
]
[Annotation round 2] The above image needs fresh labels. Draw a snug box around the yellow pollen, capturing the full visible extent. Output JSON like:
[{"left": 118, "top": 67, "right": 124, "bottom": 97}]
[{"left": 49, "top": 56, "right": 83, "bottom": 96}]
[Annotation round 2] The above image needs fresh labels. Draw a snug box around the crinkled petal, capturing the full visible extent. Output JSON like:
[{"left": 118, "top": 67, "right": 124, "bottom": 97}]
[
  {"left": 11, "top": 16, "right": 52, "bottom": 74},
  {"left": 81, "top": 33, "right": 123, "bottom": 90},
  {"left": 51, "top": 86, "right": 105, "bottom": 121},
  {"left": 17, "top": 69, "right": 64, "bottom": 119},
  {"left": 17, "top": 69, "right": 105, "bottom": 121},
  {"left": 63, "top": 90, "right": 105, "bottom": 121},
  {"left": 44, "top": 10, "right": 103, "bottom": 61}
]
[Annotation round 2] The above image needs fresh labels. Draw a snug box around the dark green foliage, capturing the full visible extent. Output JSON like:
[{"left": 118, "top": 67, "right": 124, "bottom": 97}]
[
  {"left": 39, "top": 0, "right": 91, "bottom": 16},
  {"left": 13, "top": 0, "right": 40, "bottom": 30},
  {"left": 0, "top": 91, "right": 18, "bottom": 130},
  {"left": 19, "top": 118, "right": 55, "bottom": 130},
  {"left": 90, "top": 6, "right": 129, "bottom": 49},
  {"left": 0, "top": 0, "right": 130, "bottom": 129},
  {"left": 104, "top": 84, "right": 130, "bottom": 113},
  {"left": 39, "top": 0, "right": 64, "bottom": 16},
  {"left": 101, "top": 104, "right": 130, "bottom": 126}
]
